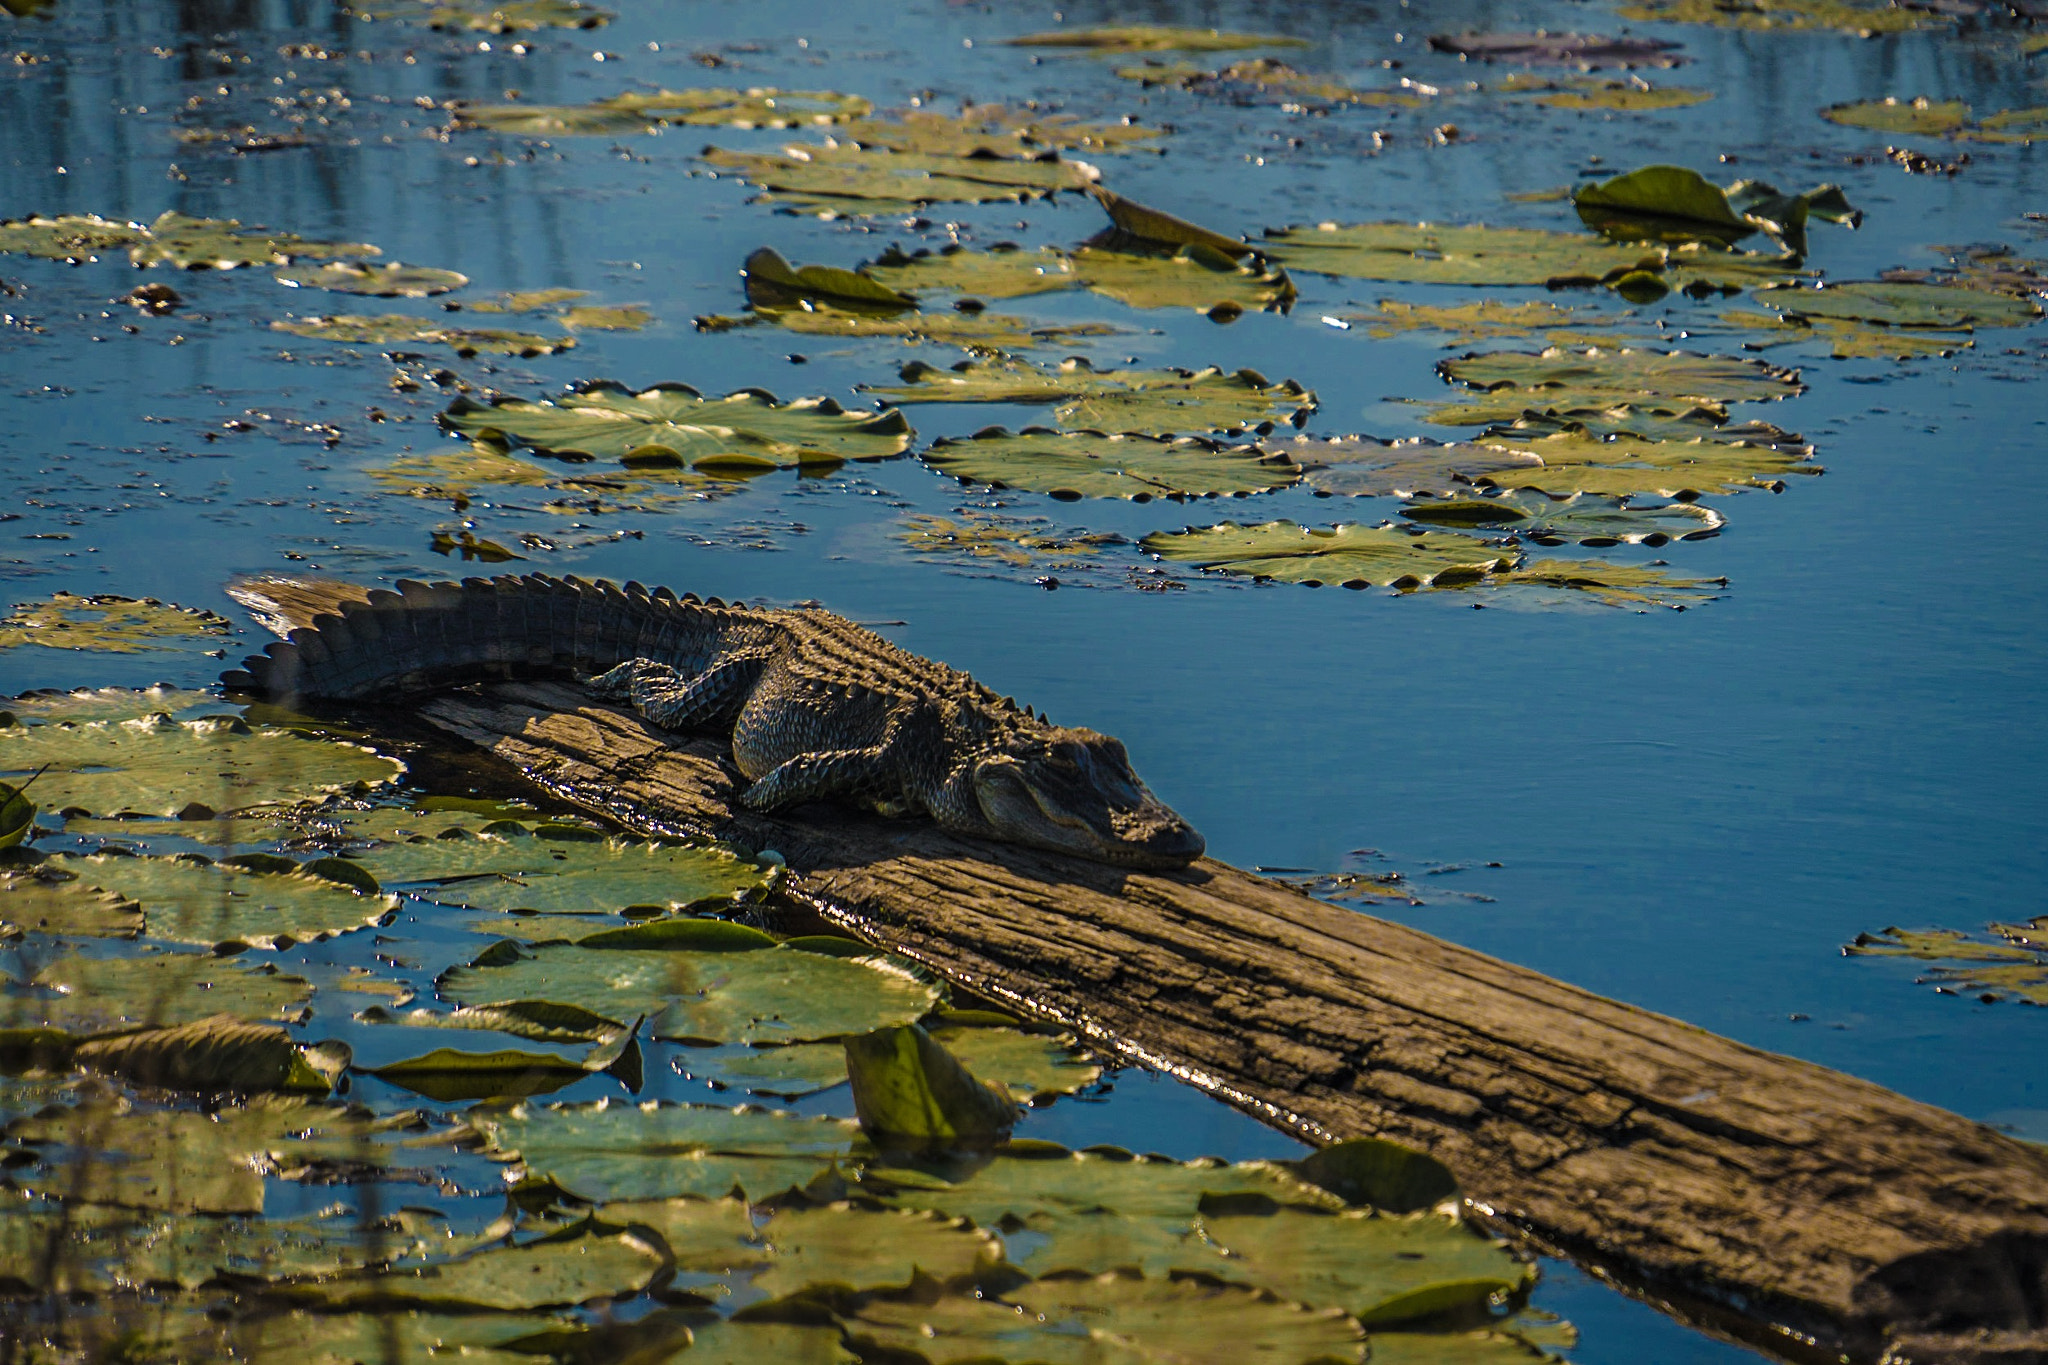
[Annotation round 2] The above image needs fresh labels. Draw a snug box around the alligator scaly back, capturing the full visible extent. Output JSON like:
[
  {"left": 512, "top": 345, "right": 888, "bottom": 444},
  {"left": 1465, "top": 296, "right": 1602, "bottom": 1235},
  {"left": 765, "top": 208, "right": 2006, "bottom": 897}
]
[{"left": 221, "top": 572, "right": 1204, "bottom": 869}]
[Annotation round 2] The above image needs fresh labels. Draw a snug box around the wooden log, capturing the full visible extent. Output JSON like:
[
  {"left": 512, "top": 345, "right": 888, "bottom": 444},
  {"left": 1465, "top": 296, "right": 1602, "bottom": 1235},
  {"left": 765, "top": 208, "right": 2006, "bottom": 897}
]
[{"left": 416, "top": 681, "right": 2048, "bottom": 1365}]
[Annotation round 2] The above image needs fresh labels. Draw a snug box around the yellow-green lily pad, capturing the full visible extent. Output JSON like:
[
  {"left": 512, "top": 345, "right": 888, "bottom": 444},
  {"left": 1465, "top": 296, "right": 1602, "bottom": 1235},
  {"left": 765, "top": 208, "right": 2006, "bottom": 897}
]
[
  {"left": 1821, "top": 97, "right": 1972, "bottom": 135},
  {"left": 921, "top": 426, "right": 1300, "bottom": 500},
  {"left": 1005, "top": 24, "right": 1308, "bottom": 52},
  {"left": 866, "top": 357, "right": 1314, "bottom": 434},
  {"left": 275, "top": 261, "right": 469, "bottom": 297},
  {"left": 275, "top": 314, "right": 575, "bottom": 357},
  {"left": 346, "top": 0, "right": 611, "bottom": 33},
  {"left": 454, "top": 87, "right": 870, "bottom": 135},
  {"left": 38, "top": 851, "right": 394, "bottom": 948},
  {"left": 0, "top": 592, "right": 230, "bottom": 654},
  {"left": 20, "top": 952, "right": 314, "bottom": 1034},
  {"left": 699, "top": 142, "right": 1099, "bottom": 216}
]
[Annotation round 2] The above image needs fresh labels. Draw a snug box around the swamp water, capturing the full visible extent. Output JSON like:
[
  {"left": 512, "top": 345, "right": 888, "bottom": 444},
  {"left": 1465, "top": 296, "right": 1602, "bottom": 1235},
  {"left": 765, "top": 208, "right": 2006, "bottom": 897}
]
[{"left": 0, "top": 0, "right": 2043, "bottom": 1360}]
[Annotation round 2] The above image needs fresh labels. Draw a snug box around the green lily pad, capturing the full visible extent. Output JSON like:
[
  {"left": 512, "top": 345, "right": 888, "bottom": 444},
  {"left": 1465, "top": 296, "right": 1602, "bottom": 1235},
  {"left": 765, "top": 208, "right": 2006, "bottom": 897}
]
[
  {"left": 699, "top": 143, "right": 1099, "bottom": 216},
  {"left": 897, "top": 513, "right": 1125, "bottom": 580},
  {"left": 743, "top": 246, "right": 918, "bottom": 312},
  {"left": 1821, "top": 97, "right": 1972, "bottom": 135},
  {"left": 5, "top": 1097, "right": 371, "bottom": 1213},
  {"left": 454, "top": 87, "right": 870, "bottom": 136},
  {"left": 3, "top": 687, "right": 228, "bottom": 724},
  {"left": 1613, "top": 0, "right": 1941, "bottom": 33},
  {"left": 369, "top": 444, "right": 730, "bottom": 510},
  {"left": 1963, "top": 107, "right": 2048, "bottom": 144},
  {"left": 0, "top": 591, "right": 231, "bottom": 653},
  {"left": 845, "top": 1024, "right": 1020, "bottom": 1147},
  {"left": 42, "top": 852, "right": 393, "bottom": 948},
  {"left": 1399, "top": 489, "right": 1724, "bottom": 545},
  {"left": 1489, "top": 558, "right": 1726, "bottom": 608},
  {"left": 1370, "top": 1333, "right": 1554, "bottom": 1363},
  {"left": 1294, "top": 1137, "right": 1461, "bottom": 1215},
  {"left": 1125, "top": 57, "right": 1428, "bottom": 108},
  {"left": 1016, "top": 1272, "right": 1367, "bottom": 1361},
  {"left": 1142, "top": 521, "right": 1517, "bottom": 589},
  {"left": 866, "top": 243, "right": 1084, "bottom": 300},
  {"left": 1282, "top": 435, "right": 1546, "bottom": 498},
  {"left": 465, "top": 1099, "right": 861, "bottom": 1201},
  {"left": 753, "top": 1204, "right": 1008, "bottom": 1301},
  {"left": 180, "top": 1311, "right": 572, "bottom": 1365},
  {"left": 0, "top": 712, "right": 401, "bottom": 818},
  {"left": 721, "top": 305, "right": 1081, "bottom": 350},
  {"left": 1364, "top": 299, "right": 1608, "bottom": 344},
  {"left": 346, "top": 822, "right": 768, "bottom": 914},
  {"left": 865, "top": 242, "right": 1296, "bottom": 316},
  {"left": 926, "top": 1021, "right": 1103, "bottom": 1102},
  {"left": 439, "top": 936, "right": 941, "bottom": 1045},
  {"left": 1573, "top": 166, "right": 1858, "bottom": 256},
  {"left": 1431, "top": 347, "right": 1804, "bottom": 424},
  {"left": 464, "top": 287, "right": 590, "bottom": 313},
  {"left": 834, "top": 105, "right": 1167, "bottom": 157},
  {"left": 561, "top": 303, "right": 651, "bottom": 331},
  {"left": 1005, "top": 24, "right": 1309, "bottom": 52},
  {"left": 0, "top": 780, "right": 36, "bottom": 852},
  {"left": 444, "top": 381, "right": 913, "bottom": 470},
  {"left": 1501, "top": 74, "right": 1712, "bottom": 111},
  {"left": 280, "top": 1225, "right": 664, "bottom": 1310},
  {"left": 274, "top": 314, "right": 576, "bottom": 357},
  {"left": 71, "top": 1015, "right": 343, "bottom": 1094},
  {"left": 365, "top": 1001, "right": 627, "bottom": 1044},
  {"left": 1846, "top": 920, "right": 2048, "bottom": 1004},
  {"left": 19, "top": 952, "right": 314, "bottom": 1034},
  {"left": 671, "top": 1322, "right": 860, "bottom": 1365},
  {"left": 584, "top": 1194, "right": 762, "bottom": 1273},
  {"left": 0, "top": 213, "right": 152, "bottom": 263},
  {"left": 1752, "top": 281, "right": 2040, "bottom": 328},
  {"left": 866, "top": 357, "right": 1315, "bottom": 434},
  {"left": 128, "top": 211, "right": 377, "bottom": 270},
  {"left": 347, "top": 0, "right": 612, "bottom": 33},
  {"left": 921, "top": 426, "right": 1300, "bottom": 501},
  {"left": 275, "top": 261, "right": 469, "bottom": 297},
  {"left": 1200, "top": 1209, "right": 1532, "bottom": 1324},
  {"left": 1469, "top": 423, "right": 1819, "bottom": 497},
  {"left": 1263, "top": 221, "right": 1658, "bottom": 287}
]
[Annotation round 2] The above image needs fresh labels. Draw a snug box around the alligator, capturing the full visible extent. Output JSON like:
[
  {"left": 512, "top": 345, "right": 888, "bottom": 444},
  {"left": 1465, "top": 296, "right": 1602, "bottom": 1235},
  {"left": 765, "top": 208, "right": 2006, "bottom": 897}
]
[{"left": 222, "top": 573, "right": 1204, "bottom": 870}]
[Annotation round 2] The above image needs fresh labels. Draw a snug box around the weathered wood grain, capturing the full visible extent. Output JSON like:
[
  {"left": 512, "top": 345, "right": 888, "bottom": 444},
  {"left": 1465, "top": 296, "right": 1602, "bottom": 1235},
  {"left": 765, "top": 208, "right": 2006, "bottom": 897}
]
[{"left": 418, "top": 681, "right": 2048, "bottom": 1365}]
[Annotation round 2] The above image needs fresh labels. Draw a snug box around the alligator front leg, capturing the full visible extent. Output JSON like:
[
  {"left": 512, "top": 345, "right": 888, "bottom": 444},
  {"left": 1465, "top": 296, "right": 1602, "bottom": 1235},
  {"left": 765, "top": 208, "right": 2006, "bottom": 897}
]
[
  {"left": 587, "top": 656, "right": 766, "bottom": 733},
  {"left": 738, "top": 746, "right": 902, "bottom": 814}
]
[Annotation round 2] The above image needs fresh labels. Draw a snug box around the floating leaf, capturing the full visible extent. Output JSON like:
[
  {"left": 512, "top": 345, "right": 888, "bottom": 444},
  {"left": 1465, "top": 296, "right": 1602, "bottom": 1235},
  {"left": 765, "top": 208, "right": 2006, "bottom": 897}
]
[
  {"left": 366, "top": 1001, "right": 626, "bottom": 1044},
  {"left": 42, "top": 851, "right": 394, "bottom": 948},
  {"left": 281, "top": 1225, "right": 664, "bottom": 1311},
  {"left": 1427, "top": 31, "right": 1686, "bottom": 66},
  {"left": 369, "top": 444, "right": 729, "bottom": 510},
  {"left": 1501, "top": 74, "right": 1712, "bottom": 111},
  {"left": 743, "top": 246, "right": 918, "bottom": 312},
  {"left": 866, "top": 243, "right": 1083, "bottom": 300},
  {"left": 0, "top": 592, "right": 230, "bottom": 653},
  {"left": 1005, "top": 24, "right": 1308, "bottom": 52},
  {"left": 681, "top": 1322, "right": 860, "bottom": 1365},
  {"left": 1399, "top": 489, "right": 1724, "bottom": 545},
  {"left": 128, "top": 211, "right": 376, "bottom": 270},
  {"left": 1201, "top": 1209, "right": 1530, "bottom": 1324},
  {"left": 1617, "top": 0, "right": 1941, "bottom": 30},
  {"left": 1142, "top": 521, "right": 1515, "bottom": 589},
  {"left": 1846, "top": 920, "right": 2048, "bottom": 1004},
  {"left": 897, "top": 513, "right": 1124, "bottom": 575},
  {"left": 561, "top": 303, "right": 651, "bottom": 331},
  {"left": 1294, "top": 1137, "right": 1461, "bottom": 1215},
  {"left": 439, "top": 936, "right": 941, "bottom": 1044},
  {"left": 1285, "top": 435, "right": 1546, "bottom": 498},
  {"left": 866, "top": 241, "right": 1295, "bottom": 316},
  {"left": 370, "top": 1045, "right": 602, "bottom": 1101},
  {"left": 464, "top": 287, "right": 590, "bottom": 313},
  {"left": 1470, "top": 420, "right": 1819, "bottom": 497},
  {"left": 18, "top": 952, "right": 314, "bottom": 1034},
  {"left": 1753, "top": 280, "right": 2040, "bottom": 328},
  {"left": 347, "top": 0, "right": 612, "bottom": 33},
  {"left": 466, "top": 1099, "right": 860, "bottom": 1201},
  {"left": 1573, "top": 165, "right": 1859, "bottom": 258},
  {"left": 1732, "top": 312, "right": 1974, "bottom": 360},
  {"left": 0, "top": 780, "right": 35, "bottom": 852},
  {"left": 454, "top": 87, "right": 870, "bottom": 135},
  {"left": 866, "top": 357, "right": 1315, "bottom": 434},
  {"left": 844, "top": 1024, "right": 1020, "bottom": 1146},
  {"left": 926, "top": 1021, "right": 1102, "bottom": 1102},
  {"left": 583, "top": 1194, "right": 762, "bottom": 1275},
  {"left": 1125, "top": 57, "right": 1429, "bottom": 108},
  {"left": 274, "top": 314, "right": 575, "bottom": 357},
  {"left": 1488, "top": 557, "right": 1725, "bottom": 608},
  {"left": 444, "top": 381, "right": 913, "bottom": 469},
  {"left": 921, "top": 426, "right": 1299, "bottom": 501},
  {"left": 275, "top": 261, "right": 469, "bottom": 297},
  {"left": 834, "top": 105, "right": 1167, "bottom": 157},
  {"left": 699, "top": 143, "right": 1099, "bottom": 216},
  {"left": 1431, "top": 347, "right": 1803, "bottom": 424},
  {"left": 1821, "top": 97, "right": 1972, "bottom": 135},
  {"left": 1963, "top": 107, "right": 2048, "bottom": 144},
  {"left": 724, "top": 305, "right": 1077, "bottom": 350},
  {"left": 0, "top": 213, "right": 151, "bottom": 263},
  {"left": 1263, "top": 221, "right": 1658, "bottom": 287},
  {"left": 183, "top": 1311, "right": 574, "bottom": 1364},
  {"left": 0, "top": 713, "right": 401, "bottom": 818},
  {"left": 753, "top": 1204, "right": 1008, "bottom": 1301},
  {"left": 72, "top": 1015, "right": 341, "bottom": 1094},
  {"left": 1362, "top": 299, "right": 1611, "bottom": 344}
]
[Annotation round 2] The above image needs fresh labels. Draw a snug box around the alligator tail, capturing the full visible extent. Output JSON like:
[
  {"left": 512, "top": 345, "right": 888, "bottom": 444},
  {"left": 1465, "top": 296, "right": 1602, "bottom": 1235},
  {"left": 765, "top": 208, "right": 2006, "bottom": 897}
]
[{"left": 220, "top": 572, "right": 725, "bottom": 703}]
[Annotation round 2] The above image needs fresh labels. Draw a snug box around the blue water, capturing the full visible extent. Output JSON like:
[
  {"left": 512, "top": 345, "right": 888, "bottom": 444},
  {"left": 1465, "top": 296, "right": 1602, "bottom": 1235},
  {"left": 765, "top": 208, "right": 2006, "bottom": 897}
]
[{"left": 4, "top": 0, "right": 2045, "bottom": 1358}]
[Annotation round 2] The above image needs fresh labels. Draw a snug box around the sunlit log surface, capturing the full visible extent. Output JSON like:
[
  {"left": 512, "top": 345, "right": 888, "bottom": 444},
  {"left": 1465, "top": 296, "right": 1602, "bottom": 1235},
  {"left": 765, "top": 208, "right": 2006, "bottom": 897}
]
[{"left": 418, "top": 681, "right": 2048, "bottom": 1365}]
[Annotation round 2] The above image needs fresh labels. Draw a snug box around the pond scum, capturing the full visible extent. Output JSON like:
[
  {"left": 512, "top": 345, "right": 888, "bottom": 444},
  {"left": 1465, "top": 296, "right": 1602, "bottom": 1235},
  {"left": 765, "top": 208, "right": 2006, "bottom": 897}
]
[{"left": 0, "top": 0, "right": 2045, "bottom": 1359}]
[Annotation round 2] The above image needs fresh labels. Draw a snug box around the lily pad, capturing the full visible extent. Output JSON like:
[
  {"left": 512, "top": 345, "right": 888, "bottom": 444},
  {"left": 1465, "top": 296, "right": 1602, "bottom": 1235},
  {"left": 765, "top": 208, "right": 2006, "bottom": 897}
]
[
  {"left": 753, "top": 1204, "right": 1009, "bottom": 1301},
  {"left": 1126, "top": 58, "right": 1428, "bottom": 108},
  {"left": 897, "top": 513, "right": 1124, "bottom": 576},
  {"left": 1427, "top": 31, "right": 1686, "bottom": 67},
  {"left": 345, "top": 822, "right": 768, "bottom": 914},
  {"left": 444, "top": 381, "right": 913, "bottom": 469},
  {"left": 0, "top": 781, "right": 37, "bottom": 853},
  {"left": 366, "top": 1001, "right": 627, "bottom": 1045},
  {"left": 1821, "top": 97, "right": 1972, "bottom": 135},
  {"left": 1142, "top": 521, "right": 1515, "bottom": 589},
  {"left": 1200, "top": 1209, "right": 1532, "bottom": 1324},
  {"left": 275, "top": 314, "right": 575, "bottom": 357},
  {"left": 1004, "top": 24, "right": 1308, "bottom": 52},
  {"left": 454, "top": 88, "right": 870, "bottom": 136},
  {"left": 19, "top": 951, "right": 314, "bottom": 1034},
  {"left": 281, "top": 1225, "right": 664, "bottom": 1311},
  {"left": 866, "top": 357, "right": 1315, "bottom": 434},
  {"left": 1573, "top": 166, "right": 1858, "bottom": 256},
  {"left": 276, "top": 261, "right": 469, "bottom": 297},
  {"left": 1615, "top": 0, "right": 1942, "bottom": 33},
  {"left": 1489, "top": 557, "right": 1726, "bottom": 608},
  {"left": 0, "top": 591, "right": 230, "bottom": 653},
  {"left": 347, "top": 0, "right": 611, "bottom": 33},
  {"left": 1964, "top": 107, "right": 2048, "bottom": 144},
  {"left": 743, "top": 246, "right": 918, "bottom": 312},
  {"left": 0, "top": 213, "right": 152, "bottom": 263},
  {"left": 583, "top": 1194, "right": 762, "bottom": 1273},
  {"left": 834, "top": 105, "right": 1167, "bottom": 157},
  {"left": 465, "top": 1098, "right": 861, "bottom": 1201},
  {"left": 845, "top": 1024, "right": 1020, "bottom": 1147},
  {"left": 0, "top": 712, "right": 401, "bottom": 818},
  {"left": 184, "top": 1311, "right": 572, "bottom": 1365},
  {"left": 1284, "top": 435, "right": 1546, "bottom": 498},
  {"left": 722, "top": 304, "right": 1075, "bottom": 350},
  {"left": 1846, "top": 921, "right": 2048, "bottom": 1004},
  {"left": 920, "top": 426, "right": 1300, "bottom": 501},
  {"left": 1752, "top": 280, "right": 2040, "bottom": 328},
  {"left": 129, "top": 211, "right": 376, "bottom": 271},
  {"left": 1470, "top": 421, "right": 1820, "bottom": 497},
  {"left": 674, "top": 1323, "right": 860, "bottom": 1365},
  {"left": 1432, "top": 347, "right": 1804, "bottom": 424},
  {"left": 866, "top": 243, "right": 1085, "bottom": 301},
  {"left": 1399, "top": 489, "right": 1724, "bottom": 545},
  {"left": 30, "top": 852, "right": 390, "bottom": 948},
  {"left": 464, "top": 287, "right": 590, "bottom": 313},
  {"left": 1501, "top": 75, "right": 1712, "bottom": 111},
  {"left": 369, "top": 1045, "right": 604, "bottom": 1102},
  {"left": 439, "top": 936, "right": 941, "bottom": 1045},
  {"left": 865, "top": 242, "right": 1295, "bottom": 316},
  {"left": 1263, "top": 221, "right": 1658, "bottom": 287},
  {"left": 370, "top": 443, "right": 729, "bottom": 508},
  {"left": 560, "top": 303, "right": 651, "bottom": 331},
  {"left": 72, "top": 1015, "right": 342, "bottom": 1094},
  {"left": 699, "top": 143, "right": 1099, "bottom": 216}
]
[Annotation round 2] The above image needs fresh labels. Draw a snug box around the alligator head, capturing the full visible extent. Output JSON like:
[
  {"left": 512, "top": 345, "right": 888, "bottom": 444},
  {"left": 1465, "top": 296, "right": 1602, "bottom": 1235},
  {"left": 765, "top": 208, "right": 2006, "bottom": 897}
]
[{"left": 967, "top": 727, "right": 1204, "bottom": 870}]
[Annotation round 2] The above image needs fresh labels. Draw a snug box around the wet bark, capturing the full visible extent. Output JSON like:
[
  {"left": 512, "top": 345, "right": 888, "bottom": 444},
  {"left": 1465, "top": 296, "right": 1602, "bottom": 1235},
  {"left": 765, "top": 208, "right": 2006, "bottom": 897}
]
[{"left": 417, "top": 681, "right": 2048, "bottom": 1365}]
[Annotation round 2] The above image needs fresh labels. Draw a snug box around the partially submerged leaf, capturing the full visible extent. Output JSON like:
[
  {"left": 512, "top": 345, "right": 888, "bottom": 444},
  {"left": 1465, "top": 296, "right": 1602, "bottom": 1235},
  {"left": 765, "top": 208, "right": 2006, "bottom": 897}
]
[
  {"left": 1141, "top": 521, "right": 1515, "bottom": 590},
  {"left": 22, "top": 952, "right": 314, "bottom": 1033},
  {"left": 280, "top": 1225, "right": 664, "bottom": 1311},
  {"left": 1573, "top": 165, "right": 1858, "bottom": 256},
  {"left": 1363, "top": 299, "right": 1611, "bottom": 344},
  {"left": 844, "top": 1024, "right": 1021, "bottom": 1146},
  {"left": 1200, "top": 1209, "right": 1531, "bottom": 1325},
  {"left": 1500, "top": 74, "right": 1712, "bottom": 111},
  {"left": 920, "top": 426, "right": 1300, "bottom": 501},
  {"left": 454, "top": 87, "right": 870, "bottom": 135},
  {"left": 346, "top": 0, "right": 612, "bottom": 33},
  {"left": 1004, "top": 24, "right": 1309, "bottom": 52},
  {"left": 129, "top": 211, "right": 377, "bottom": 270},
  {"left": 370, "top": 443, "right": 730, "bottom": 508},
  {"left": 834, "top": 105, "right": 1166, "bottom": 157},
  {"left": 43, "top": 851, "right": 395, "bottom": 948},
  {"left": 275, "top": 314, "right": 575, "bottom": 357},
  {"left": 1399, "top": 489, "right": 1724, "bottom": 545},
  {"left": 1263, "top": 221, "right": 1658, "bottom": 287},
  {"left": 865, "top": 241, "right": 1295, "bottom": 316},
  {"left": 1089, "top": 187, "right": 1250, "bottom": 258},
  {"left": 1753, "top": 280, "right": 2040, "bottom": 328},
  {"left": 1124, "top": 57, "right": 1428, "bottom": 108},
  {"left": 865, "top": 356, "right": 1315, "bottom": 434},
  {"left": 72, "top": 1015, "right": 342, "bottom": 1094},
  {"left": 0, "top": 592, "right": 230, "bottom": 653},
  {"left": 370, "top": 1045, "right": 600, "bottom": 1101},
  {"left": 1427, "top": 31, "right": 1687, "bottom": 67},
  {"left": 1614, "top": 0, "right": 1944, "bottom": 33},
  {"left": 0, "top": 213, "right": 152, "bottom": 263},
  {"left": 1431, "top": 347, "right": 1803, "bottom": 424},
  {"left": 1283, "top": 435, "right": 1546, "bottom": 498},
  {"left": 1846, "top": 920, "right": 2048, "bottom": 1004},
  {"left": 275, "top": 261, "right": 469, "bottom": 297},
  {"left": 743, "top": 246, "right": 917, "bottom": 312},
  {"left": 444, "top": 381, "right": 913, "bottom": 469},
  {"left": 0, "top": 781, "right": 37, "bottom": 853},
  {"left": 1293, "top": 1137, "right": 1461, "bottom": 1214},
  {"left": 752, "top": 1203, "right": 1009, "bottom": 1300},
  {"left": 1821, "top": 97, "right": 1972, "bottom": 135},
  {"left": 699, "top": 142, "right": 1099, "bottom": 216},
  {"left": 1470, "top": 417, "right": 1820, "bottom": 497}
]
